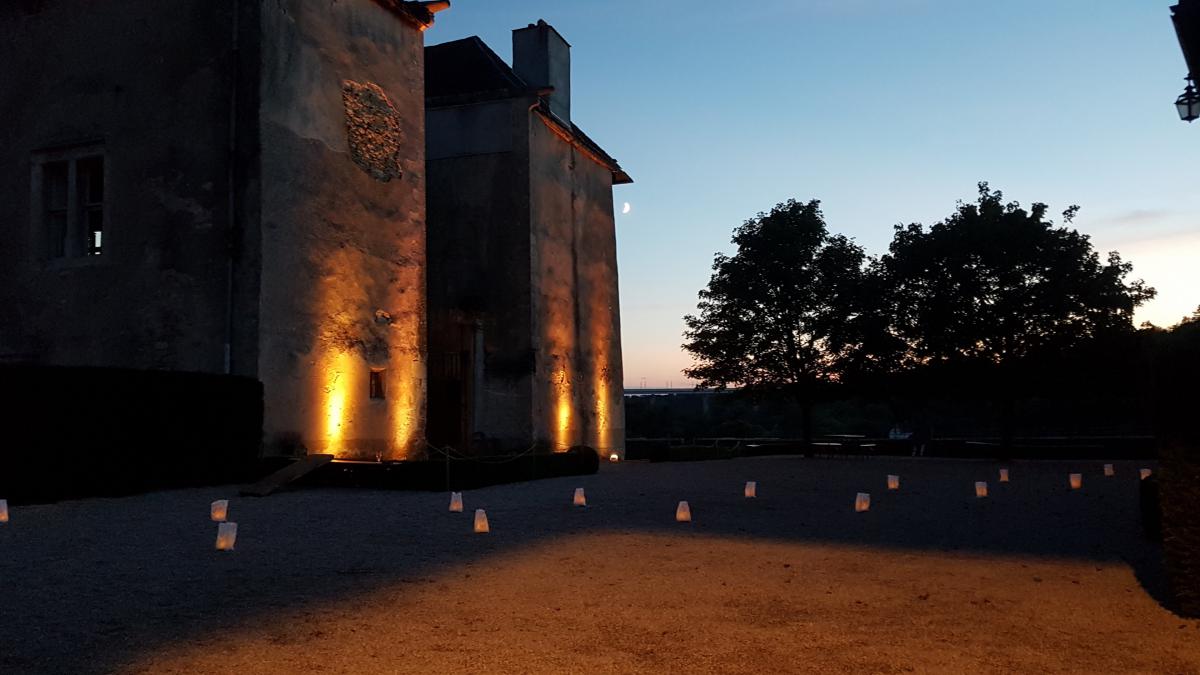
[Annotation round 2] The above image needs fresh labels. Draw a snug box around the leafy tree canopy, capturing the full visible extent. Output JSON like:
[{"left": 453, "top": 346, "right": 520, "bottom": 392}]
[
  {"left": 682, "top": 199, "right": 874, "bottom": 397},
  {"left": 880, "top": 182, "right": 1155, "bottom": 368}
]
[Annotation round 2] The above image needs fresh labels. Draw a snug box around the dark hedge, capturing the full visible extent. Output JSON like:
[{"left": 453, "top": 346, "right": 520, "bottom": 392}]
[{"left": 0, "top": 365, "right": 263, "bottom": 504}]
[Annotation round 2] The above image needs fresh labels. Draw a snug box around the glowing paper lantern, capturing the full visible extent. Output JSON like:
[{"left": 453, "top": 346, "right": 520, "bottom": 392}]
[
  {"left": 215, "top": 522, "right": 237, "bottom": 551},
  {"left": 473, "top": 509, "right": 489, "bottom": 533},
  {"left": 887, "top": 475, "right": 900, "bottom": 491},
  {"left": 675, "top": 501, "right": 692, "bottom": 522},
  {"left": 449, "top": 492, "right": 463, "bottom": 512},
  {"left": 210, "top": 499, "right": 229, "bottom": 522},
  {"left": 975, "top": 481, "right": 988, "bottom": 498},
  {"left": 999, "top": 468, "right": 1010, "bottom": 483},
  {"left": 1140, "top": 468, "right": 1152, "bottom": 480},
  {"left": 855, "top": 493, "right": 870, "bottom": 512},
  {"left": 1069, "top": 473, "right": 1082, "bottom": 490},
  {"left": 744, "top": 481, "right": 757, "bottom": 498},
  {"left": 609, "top": 453, "right": 620, "bottom": 463},
  {"left": 573, "top": 488, "right": 587, "bottom": 507},
  {"left": 0, "top": 499, "right": 8, "bottom": 523},
  {"left": 1103, "top": 464, "right": 1115, "bottom": 477}
]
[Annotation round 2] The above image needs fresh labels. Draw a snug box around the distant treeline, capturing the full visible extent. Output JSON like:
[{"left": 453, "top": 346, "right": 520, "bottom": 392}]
[{"left": 673, "top": 183, "right": 1198, "bottom": 449}]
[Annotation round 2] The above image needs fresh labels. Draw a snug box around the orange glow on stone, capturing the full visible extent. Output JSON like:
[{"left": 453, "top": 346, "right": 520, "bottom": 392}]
[{"left": 322, "top": 351, "right": 355, "bottom": 457}]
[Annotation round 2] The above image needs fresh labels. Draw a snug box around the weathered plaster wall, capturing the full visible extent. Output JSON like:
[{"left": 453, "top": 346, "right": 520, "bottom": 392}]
[
  {"left": 257, "top": 0, "right": 427, "bottom": 459},
  {"left": 0, "top": 1, "right": 258, "bottom": 374},
  {"left": 426, "top": 99, "right": 533, "bottom": 451},
  {"left": 528, "top": 116, "right": 625, "bottom": 455}
]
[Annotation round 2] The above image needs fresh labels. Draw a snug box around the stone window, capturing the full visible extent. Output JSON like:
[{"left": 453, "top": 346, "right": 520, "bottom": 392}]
[
  {"left": 33, "top": 146, "right": 106, "bottom": 261},
  {"left": 369, "top": 369, "right": 386, "bottom": 400}
]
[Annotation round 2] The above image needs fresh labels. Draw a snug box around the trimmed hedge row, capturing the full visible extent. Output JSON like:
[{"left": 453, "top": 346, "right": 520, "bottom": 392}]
[
  {"left": 0, "top": 365, "right": 263, "bottom": 504},
  {"left": 300, "top": 446, "right": 601, "bottom": 492}
]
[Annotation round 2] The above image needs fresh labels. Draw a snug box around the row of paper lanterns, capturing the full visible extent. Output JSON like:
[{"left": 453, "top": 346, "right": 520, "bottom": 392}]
[{"left": 0, "top": 462, "right": 1157, "bottom": 549}]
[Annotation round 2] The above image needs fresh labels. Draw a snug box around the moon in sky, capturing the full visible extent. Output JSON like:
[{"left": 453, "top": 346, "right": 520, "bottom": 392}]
[{"left": 622, "top": 202, "right": 631, "bottom": 214}]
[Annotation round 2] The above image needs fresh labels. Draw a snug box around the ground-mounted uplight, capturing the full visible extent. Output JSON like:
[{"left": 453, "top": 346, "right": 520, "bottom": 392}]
[
  {"left": 1140, "top": 468, "right": 1152, "bottom": 480},
  {"left": 449, "top": 492, "right": 463, "bottom": 512},
  {"left": 215, "top": 522, "right": 238, "bottom": 551},
  {"left": 609, "top": 453, "right": 620, "bottom": 463},
  {"left": 1104, "top": 463, "right": 1115, "bottom": 477},
  {"left": 887, "top": 475, "right": 900, "bottom": 491},
  {"left": 473, "top": 509, "right": 489, "bottom": 533},
  {"left": 573, "top": 487, "right": 587, "bottom": 507},
  {"left": 210, "top": 499, "right": 229, "bottom": 522},
  {"left": 1176, "top": 79, "right": 1200, "bottom": 122},
  {"left": 999, "top": 468, "right": 1010, "bottom": 483},
  {"left": 675, "top": 500, "right": 692, "bottom": 522},
  {"left": 975, "top": 481, "right": 988, "bottom": 498},
  {"left": 855, "top": 492, "right": 870, "bottom": 512},
  {"left": 744, "top": 481, "right": 757, "bottom": 498},
  {"left": 1069, "top": 473, "right": 1083, "bottom": 490},
  {"left": 0, "top": 499, "right": 8, "bottom": 523}
]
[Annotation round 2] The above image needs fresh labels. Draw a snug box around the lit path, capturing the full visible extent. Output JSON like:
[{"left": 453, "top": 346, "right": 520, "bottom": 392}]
[{"left": 1, "top": 458, "right": 1197, "bottom": 673}]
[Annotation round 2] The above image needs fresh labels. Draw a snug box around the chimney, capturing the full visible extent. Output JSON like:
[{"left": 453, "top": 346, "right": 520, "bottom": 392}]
[{"left": 512, "top": 19, "right": 570, "bottom": 124}]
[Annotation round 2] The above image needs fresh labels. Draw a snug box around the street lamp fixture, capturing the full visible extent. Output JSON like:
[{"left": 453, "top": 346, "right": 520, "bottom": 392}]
[{"left": 1177, "top": 78, "right": 1200, "bottom": 121}]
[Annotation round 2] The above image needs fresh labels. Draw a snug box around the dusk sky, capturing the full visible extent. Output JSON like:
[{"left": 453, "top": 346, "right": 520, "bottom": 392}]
[{"left": 430, "top": 0, "right": 1200, "bottom": 389}]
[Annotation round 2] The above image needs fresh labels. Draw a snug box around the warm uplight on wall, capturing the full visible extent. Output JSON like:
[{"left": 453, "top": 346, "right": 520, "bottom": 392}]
[
  {"left": 554, "top": 367, "right": 572, "bottom": 452},
  {"left": 322, "top": 351, "right": 355, "bottom": 456},
  {"left": 390, "top": 357, "right": 422, "bottom": 458}
]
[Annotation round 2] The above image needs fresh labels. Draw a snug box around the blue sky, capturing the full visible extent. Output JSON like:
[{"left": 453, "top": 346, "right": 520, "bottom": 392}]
[{"left": 429, "top": 0, "right": 1200, "bottom": 388}]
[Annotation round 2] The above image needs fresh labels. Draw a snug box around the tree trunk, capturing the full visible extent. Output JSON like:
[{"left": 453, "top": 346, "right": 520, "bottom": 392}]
[{"left": 800, "top": 400, "right": 813, "bottom": 453}]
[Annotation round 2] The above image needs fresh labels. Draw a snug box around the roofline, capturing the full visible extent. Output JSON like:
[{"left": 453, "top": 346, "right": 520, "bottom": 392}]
[{"left": 533, "top": 107, "right": 632, "bottom": 185}]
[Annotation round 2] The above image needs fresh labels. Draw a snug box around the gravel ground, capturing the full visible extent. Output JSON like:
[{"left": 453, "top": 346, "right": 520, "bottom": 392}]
[{"left": 1, "top": 456, "right": 1197, "bottom": 674}]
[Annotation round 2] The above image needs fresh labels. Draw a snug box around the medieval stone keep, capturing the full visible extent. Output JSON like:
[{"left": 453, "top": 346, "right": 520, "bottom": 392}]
[
  {"left": 425, "top": 22, "right": 630, "bottom": 456},
  {"left": 0, "top": 2, "right": 628, "bottom": 460}
]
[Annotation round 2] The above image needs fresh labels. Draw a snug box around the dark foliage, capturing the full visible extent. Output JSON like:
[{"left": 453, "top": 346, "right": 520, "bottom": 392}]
[
  {"left": 682, "top": 200, "right": 886, "bottom": 446},
  {"left": 301, "top": 446, "right": 599, "bottom": 491}
]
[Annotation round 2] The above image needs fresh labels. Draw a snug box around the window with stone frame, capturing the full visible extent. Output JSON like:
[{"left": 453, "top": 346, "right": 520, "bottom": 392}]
[{"left": 33, "top": 146, "right": 106, "bottom": 260}]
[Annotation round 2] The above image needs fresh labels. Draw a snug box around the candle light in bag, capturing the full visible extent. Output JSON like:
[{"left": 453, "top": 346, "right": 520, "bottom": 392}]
[
  {"left": 1140, "top": 468, "right": 1152, "bottom": 480},
  {"left": 573, "top": 488, "right": 587, "bottom": 507},
  {"left": 855, "top": 493, "right": 870, "bottom": 512},
  {"left": 887, "top": 475, "right": 900, "bottom": 491},
  {"left": 210, "top": 499, "right": 229, "bottom": 522},
  {"left": 744, "top": 481, "right": 757, "bottom": 498},
  {"left": 449, "top": 492, "right": 463, "bottom": 512},
  {"left": 0, "top": 499, "right": 8, "bottom": 523},
  {"left": 473, "top": 509, "right": 489, "bottom": 533},
  {"left": 215, "top": 522, "right": 237, "bottom": 551},
  {"left": 1069, "top": 473, "right": 1082, "bottom": 490},
  {"left": 1103, "top": 464, "right": 1114, "bottom": 477},
  {"left": 999, "top": 468, "right": 1010, "bottom": 483},
  {"left": 975, "top": 481, "right": 988, "bottom": 498},
  {"left": 675, "top": 501, "right": 692, "bottom": 522}
]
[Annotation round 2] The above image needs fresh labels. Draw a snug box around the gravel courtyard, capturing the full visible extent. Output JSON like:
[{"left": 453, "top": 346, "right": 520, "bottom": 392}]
[{"left": 1, "top": 456, "right": 1197, "bottom": 674}]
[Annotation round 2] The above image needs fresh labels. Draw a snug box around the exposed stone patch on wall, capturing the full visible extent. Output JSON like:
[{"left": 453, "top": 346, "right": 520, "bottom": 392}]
[{"left": 341, "top": 79, "right": 404, "bottom": 182}]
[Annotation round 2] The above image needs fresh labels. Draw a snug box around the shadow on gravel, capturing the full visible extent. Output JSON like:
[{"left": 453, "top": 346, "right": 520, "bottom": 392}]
[{"left": 0, "top": 456, "right": 1175, "bottom": 674}]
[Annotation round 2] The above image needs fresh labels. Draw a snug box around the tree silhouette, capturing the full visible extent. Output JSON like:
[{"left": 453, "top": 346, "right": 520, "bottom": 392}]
[
  {"left": 682, "top": 199, "right": 877, "bottom": 448},
  {"left": 880, "top": 183, "right": 1156, "bottom": 449}
]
